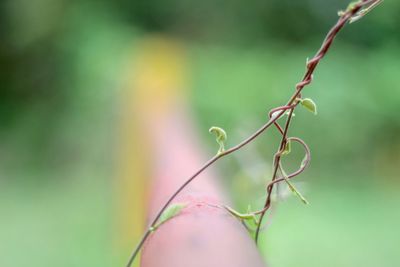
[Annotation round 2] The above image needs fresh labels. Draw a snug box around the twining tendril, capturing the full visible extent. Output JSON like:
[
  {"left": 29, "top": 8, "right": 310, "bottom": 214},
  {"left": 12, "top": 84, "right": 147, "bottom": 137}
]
[
  {"left": 125, "top": 1, "right": 382, "bottom": 266},
  {"left": 254, "top": 0, "right": 381, "bottom": 243},
  {"left": 275, "top": 137, "right": 311, "bottom": 181},
  {"left": 253, "top": 137, "right": 311, "bottom": 214}
]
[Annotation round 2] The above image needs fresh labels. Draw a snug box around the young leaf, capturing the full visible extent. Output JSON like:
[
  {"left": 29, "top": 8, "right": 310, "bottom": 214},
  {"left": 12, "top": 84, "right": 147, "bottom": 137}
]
[
  {"left": 346, "top": 1, "right": 360, "bottom": 12},
  {"left": 300, "top": 98, "right": 317, "bottom": 115},
  {"left": 281, "top": 140, "right": 291, "bottom": 156},
  {"left": 209, "top": 126, "right": 227, "bottom": 154},
  {"left": 225, "top": 206, "right": 259, "bottom": 225},
  {"left": 151, "top": 203, "right": 187, "bottom": 231},
  {"left": 349, "top": 0, "right": 383, "bottom": 23}
]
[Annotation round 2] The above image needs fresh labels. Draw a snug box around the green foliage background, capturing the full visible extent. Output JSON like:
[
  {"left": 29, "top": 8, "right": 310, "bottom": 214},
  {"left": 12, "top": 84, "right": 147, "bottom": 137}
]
[{"left": 1, "top": 0, "right": 399, "bottom": 266}]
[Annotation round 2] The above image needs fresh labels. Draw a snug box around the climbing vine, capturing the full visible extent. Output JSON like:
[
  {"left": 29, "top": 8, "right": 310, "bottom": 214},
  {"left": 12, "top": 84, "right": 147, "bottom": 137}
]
[{"left": 125, "top": 1, "right": 383, "bottom": 266}]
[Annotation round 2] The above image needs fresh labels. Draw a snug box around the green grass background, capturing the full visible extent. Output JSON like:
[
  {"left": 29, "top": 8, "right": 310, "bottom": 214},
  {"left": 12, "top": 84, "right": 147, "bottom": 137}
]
[{"left": 1, "top": 1, "right": 399, "bottom": 266}]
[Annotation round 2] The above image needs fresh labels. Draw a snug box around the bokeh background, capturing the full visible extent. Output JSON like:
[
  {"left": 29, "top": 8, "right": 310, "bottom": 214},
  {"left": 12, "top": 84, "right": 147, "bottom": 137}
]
[{"left": 1, "top": 0, "right": 399, "bottom": 266}]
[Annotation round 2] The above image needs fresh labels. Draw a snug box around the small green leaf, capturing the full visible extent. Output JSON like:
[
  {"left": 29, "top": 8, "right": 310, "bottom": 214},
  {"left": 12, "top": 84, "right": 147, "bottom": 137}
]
[
  {"left": 337, "top": 10, "right": 345, "bottom": 17},
  {"left": 209, "top": 126, "right": 227, "bottom": 154},
  {"left": 300, "top": 98, "right": 317, "bottom": 115},
  {"left": 225, "top": 206, "right": 259, "bottom": 225},
  {"left": 338, "top": 1, "right": 363, "bottom": 18},
  {"left": 281, "top": 140, "right": 291, "bottom": 156},
  {"left": 349, "top": 0, "right": 383, "bottom": 23},
  {"left": 152, "top": 203, "right": 187, "bottom": 231},
  {"left": 346, "top": 1, "right": 360, "bottom": 12}
]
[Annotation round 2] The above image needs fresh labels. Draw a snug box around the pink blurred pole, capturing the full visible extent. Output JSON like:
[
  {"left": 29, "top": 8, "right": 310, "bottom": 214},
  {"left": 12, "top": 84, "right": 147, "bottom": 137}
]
[
  {"left": 140, "top": 104, "right": 266, "bottom": 267},
  {"left": 128, "top": 36, "right": 266, "bottom": 267}
]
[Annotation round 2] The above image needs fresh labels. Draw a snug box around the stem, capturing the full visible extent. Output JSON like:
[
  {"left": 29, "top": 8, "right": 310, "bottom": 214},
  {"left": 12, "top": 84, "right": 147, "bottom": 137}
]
[
  {"left": 254, "top": 0, "right": 377, "bottom": 243},
  {"left": 125, "top": 230, "right": 151, "bottom": 267},
  {"left": 255, "top": 107, "right": 294, "bottom": 243},
  {"left": 125, "top": 154, "right": 220, "bottom": 267},
  {"left": 125, "top": 107, "right": 290, "bottom": 267},
  {"left": 125, "top": 1, "right": 381, "bottom": 265}
]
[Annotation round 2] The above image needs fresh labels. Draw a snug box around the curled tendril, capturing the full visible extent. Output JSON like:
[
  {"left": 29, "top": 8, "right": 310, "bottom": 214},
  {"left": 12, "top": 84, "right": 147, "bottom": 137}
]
[
  {"left": 125, "top": 1, "right": 382, "bottom": 265},
  {"left": 272, "top": 137, "right": 311, "bottom": 184},
  {"left": 254, "top": 137, "right": 311, "bottom": 215},
  {"left": 278, "top": 162, "right": 309, "bottom": 205}
]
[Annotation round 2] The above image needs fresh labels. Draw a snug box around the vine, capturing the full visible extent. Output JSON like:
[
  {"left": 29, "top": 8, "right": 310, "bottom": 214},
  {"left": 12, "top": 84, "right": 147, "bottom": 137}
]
[{"left": 125, "top": 1, "right": 383, "bottom": 266}]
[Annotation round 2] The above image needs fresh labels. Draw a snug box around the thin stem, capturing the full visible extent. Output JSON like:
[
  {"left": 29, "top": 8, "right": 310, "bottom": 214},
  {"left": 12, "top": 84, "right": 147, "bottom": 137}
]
[
  {"left": 125, "top": 1, "right": 381, "bottom": 266},
  {"left": 125, "top": 230, "right": 151, "bottom": 267},
  {"left": 255, "top": 107, "right": 294, "bottom": 243},
  {"left": 125, "top": 106, "right": 291, "bottom": 267},
  {"left": 254, "top": 0, "right": 376, "bottom": 243},
  {"left": 252, "top": 137, "right": 311, "bottom": 216},
  {"left": 124, "top": 154, "right": 220, "bottom": 267}
]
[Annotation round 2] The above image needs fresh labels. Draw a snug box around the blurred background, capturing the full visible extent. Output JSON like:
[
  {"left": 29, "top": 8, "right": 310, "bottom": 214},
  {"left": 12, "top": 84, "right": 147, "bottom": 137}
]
[{"left": 1, "top": 0, "right": 399, "bottom": 266}]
